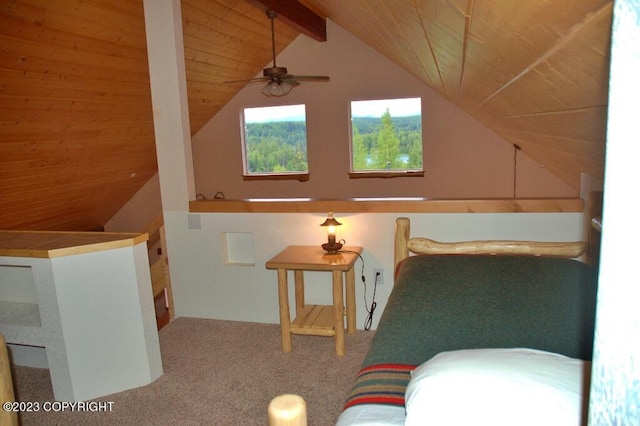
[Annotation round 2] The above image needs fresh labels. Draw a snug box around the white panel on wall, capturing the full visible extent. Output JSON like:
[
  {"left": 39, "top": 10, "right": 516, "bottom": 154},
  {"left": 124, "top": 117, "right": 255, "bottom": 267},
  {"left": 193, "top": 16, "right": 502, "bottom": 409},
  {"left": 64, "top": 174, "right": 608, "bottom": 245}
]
[
  {"left": 188, "top": 213, "right": 202, "bottom": 230},
  {"left": 223, "top": 232, "right": 255, "bottom": 266}
]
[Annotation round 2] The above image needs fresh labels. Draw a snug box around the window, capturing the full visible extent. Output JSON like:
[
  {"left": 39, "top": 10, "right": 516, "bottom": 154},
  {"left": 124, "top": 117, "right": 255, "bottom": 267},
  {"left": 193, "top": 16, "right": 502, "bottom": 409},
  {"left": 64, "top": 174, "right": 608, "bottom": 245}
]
[
  {"left": 350, "top": 97, "right": 423, "bottom": 176},
  {"left": 242, "top": 104, "right": 308, "bottom": 180}
]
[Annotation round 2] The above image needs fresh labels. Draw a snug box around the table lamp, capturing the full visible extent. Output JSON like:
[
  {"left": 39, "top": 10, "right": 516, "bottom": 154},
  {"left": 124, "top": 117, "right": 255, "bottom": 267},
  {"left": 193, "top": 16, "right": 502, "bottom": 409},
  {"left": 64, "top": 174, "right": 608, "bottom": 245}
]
[{"left": 320, "top": 212, "right": 343, "bottom": 253}]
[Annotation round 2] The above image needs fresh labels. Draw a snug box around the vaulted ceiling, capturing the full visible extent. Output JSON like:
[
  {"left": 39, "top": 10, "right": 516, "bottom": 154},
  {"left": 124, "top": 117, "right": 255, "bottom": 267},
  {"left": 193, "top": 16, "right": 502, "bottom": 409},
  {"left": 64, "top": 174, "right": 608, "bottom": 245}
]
[{"left": 0, "top": 0, "right": 612, "bottom": 231}]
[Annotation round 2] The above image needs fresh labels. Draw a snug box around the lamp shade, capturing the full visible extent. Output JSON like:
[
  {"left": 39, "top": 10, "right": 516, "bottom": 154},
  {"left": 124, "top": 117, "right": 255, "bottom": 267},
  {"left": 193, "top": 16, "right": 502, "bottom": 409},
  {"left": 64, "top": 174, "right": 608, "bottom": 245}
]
[
  {"left": 320, "top": 212, "right": 343, "bottom": 253},
  {"left": 320, "top": 212, "right": 342, "bottom": 228}
]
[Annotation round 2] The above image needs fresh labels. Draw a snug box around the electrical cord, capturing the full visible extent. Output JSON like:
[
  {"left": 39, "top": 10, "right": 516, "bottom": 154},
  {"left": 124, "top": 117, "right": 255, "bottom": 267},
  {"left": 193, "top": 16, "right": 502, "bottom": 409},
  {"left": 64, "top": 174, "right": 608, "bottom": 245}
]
[
  {"left": 364, "top": 272, "right": 378, "bottom": 331},
  {"left": 339, "top": 248, "right": 378, "bottom": 331}
]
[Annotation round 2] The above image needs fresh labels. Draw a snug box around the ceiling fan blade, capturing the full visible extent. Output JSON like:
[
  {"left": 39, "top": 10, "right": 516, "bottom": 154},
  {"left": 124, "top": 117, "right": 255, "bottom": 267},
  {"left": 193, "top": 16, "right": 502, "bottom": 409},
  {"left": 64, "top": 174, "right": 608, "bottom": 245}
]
[
  {"left": 224, "top": 77, "right": 269, "bottom": 84},
  {"left": 280, "top": 78, "right": 300, "bottom": 87},
  {"left": 288, "top": 75, "right": 330, "bottom": 82}
]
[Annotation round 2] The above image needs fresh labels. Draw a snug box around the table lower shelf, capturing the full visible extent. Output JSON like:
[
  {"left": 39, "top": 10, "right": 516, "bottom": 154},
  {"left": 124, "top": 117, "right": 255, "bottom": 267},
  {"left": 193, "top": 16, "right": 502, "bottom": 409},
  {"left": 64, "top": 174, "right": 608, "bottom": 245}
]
[
  {"left": 0, "top": 301, "right": 44, "bottom": 346},
  {"left": 290, "top": 304, "right": 337, "bottom": 336}
]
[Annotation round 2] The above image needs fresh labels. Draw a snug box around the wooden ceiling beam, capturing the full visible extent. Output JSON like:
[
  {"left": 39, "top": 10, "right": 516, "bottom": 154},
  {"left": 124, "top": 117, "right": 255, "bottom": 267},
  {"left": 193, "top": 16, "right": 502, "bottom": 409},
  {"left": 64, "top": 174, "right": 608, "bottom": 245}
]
[{"left": 246, "top": 0, "right": 327, "bottom": 42}]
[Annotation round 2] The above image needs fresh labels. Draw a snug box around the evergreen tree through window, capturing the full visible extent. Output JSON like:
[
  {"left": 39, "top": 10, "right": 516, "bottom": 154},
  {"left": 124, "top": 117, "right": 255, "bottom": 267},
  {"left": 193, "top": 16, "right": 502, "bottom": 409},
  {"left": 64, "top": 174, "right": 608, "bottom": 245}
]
[{"left": 350, "top": 98, "right": 423, "bottom": 173}]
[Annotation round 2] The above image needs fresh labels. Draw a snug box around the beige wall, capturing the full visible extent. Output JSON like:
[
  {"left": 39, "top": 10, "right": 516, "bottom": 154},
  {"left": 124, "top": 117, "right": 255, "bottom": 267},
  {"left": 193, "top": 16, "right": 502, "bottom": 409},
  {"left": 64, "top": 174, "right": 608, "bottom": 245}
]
[
  {"left": 104, "top": 173, "right": 162, "bottom": 233},
  {"left": 191, "top": 20, "right": 576, "bottom": 200}
]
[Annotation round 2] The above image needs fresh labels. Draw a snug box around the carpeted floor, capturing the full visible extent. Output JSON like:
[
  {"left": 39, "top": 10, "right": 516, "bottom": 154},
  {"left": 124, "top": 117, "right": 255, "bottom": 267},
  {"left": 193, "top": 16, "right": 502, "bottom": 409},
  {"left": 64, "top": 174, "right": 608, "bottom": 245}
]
[{"left": 11, "top": 317, "right": 374, "bottom": 425}]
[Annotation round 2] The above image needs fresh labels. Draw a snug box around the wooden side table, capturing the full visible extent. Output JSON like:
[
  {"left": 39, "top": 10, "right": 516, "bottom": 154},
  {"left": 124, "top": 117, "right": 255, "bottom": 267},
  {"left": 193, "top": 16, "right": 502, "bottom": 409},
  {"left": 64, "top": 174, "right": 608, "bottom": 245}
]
[{"left": 265, "top": 246, "right": 362, "bottom": 356}]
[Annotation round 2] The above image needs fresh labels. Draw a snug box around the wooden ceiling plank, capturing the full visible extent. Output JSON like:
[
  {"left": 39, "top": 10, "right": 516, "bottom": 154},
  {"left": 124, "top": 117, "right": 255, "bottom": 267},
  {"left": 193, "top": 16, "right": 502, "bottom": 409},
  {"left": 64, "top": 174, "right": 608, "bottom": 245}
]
[
  {"left": 0, "top": 74, "right": 152, "bottom": 102},
  {"left": 0, "top": 12, "right": 148, "bottom": 59},
  {"left": 474, "top": 12, "right": 612, "bottom": 121},
  {"left": 0, "top": 125, "right": 154, "bottom": 141},
  {"left": 0, "top": 150, "right": 155, "bottom": 173},
  {"left": 0, "top": 97, "right": 154, "bottom": 116},
  {"left": 0, "top": 149, "right": 157, "bottom": 171},
  {"left": 499, "top": 129, "right": 606, "bottom": 160},
  {"left": 0, "top": 162, "right": 158, "bottom": 191},
  {"left": 472, "top": 2, "right": 613, "bottom": 113},
  {"left": 183, "top": 44, "right": 268, "bottom": 74},
  {"left": 489, "top": 106, "right": 608, "bottom": 144},
  {"left": 12, "top": 0, "right": 148, "bottom": 43},
  {"left": 378, "top": 0, "right": 444, "bottom": 94},
  {"left": 458, "top": 0, "right": 611, "bottom": 112},
  {"left": 0, "top": 131, "right": 155, "bottom": 150},
  {"left": 0, "top": 110, "right": 154, "bottom": 127},
  {"left": 184, "top": 63, "right": 266, "bottom": 83},
  {"left": 0, "top": 40, "right": 150, "bottom": 81},
  {"left": 183, "top": 0, "right": 296, "bottom": 36},
  {"left": 412, "top": 0, "right": 470, "bottom": 100},
  {"left": 457, "top": 0, "right": 474, "bottom": 103}
]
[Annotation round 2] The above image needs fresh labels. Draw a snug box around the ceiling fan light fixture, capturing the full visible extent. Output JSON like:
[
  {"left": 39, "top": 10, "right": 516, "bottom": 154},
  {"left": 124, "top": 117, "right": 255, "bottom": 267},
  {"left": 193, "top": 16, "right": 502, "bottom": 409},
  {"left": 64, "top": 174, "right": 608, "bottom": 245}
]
[{"left": 262, "top": 80, "right": 293, "bottom": 97}]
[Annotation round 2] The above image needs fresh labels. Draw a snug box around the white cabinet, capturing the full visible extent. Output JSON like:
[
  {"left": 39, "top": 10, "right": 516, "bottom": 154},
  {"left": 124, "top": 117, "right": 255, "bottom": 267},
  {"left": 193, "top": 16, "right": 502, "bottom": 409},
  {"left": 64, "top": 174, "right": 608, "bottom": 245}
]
[{"left": 0, "top": 231, "right": 163, "bottom": 401}]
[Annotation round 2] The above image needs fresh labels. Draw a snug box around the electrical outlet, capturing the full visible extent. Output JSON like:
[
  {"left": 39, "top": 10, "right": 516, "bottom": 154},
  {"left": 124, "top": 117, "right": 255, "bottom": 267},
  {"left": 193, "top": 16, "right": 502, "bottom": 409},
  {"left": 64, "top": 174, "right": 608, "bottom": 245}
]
[{"left": 373, "top": 269, "right": 384, "bottom": 286}]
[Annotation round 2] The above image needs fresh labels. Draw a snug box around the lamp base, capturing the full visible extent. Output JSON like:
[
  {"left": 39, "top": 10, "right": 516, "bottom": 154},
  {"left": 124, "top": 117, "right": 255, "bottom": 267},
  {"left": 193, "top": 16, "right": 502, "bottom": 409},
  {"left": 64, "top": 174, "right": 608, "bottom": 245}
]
[{"left": 322, "top": 242, "right": 343, "bottom": 253}]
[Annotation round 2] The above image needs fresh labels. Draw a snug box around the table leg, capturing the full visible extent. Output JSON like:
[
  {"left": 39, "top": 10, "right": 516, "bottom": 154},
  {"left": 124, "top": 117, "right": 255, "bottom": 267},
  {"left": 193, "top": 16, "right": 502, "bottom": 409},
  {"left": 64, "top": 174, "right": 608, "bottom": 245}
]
[
  {"left": 345, "top": 268, "right": 356, "bottom": 334},
  {"left": 277, "top": 269, "right": 292, "bottom": 352},
  {"left": 294, "top": 270, "right": 304, "bottom": 315},
  {"left": 332, "top": 270, "right": 345, "bottom": 356}
]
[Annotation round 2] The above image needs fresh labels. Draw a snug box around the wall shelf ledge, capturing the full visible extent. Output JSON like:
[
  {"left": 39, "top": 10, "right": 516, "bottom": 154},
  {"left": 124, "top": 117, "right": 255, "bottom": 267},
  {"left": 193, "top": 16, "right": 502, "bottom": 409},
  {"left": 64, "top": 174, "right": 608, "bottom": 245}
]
[{"left": 189, "top": 197, "right": 584, "bottom": 214}]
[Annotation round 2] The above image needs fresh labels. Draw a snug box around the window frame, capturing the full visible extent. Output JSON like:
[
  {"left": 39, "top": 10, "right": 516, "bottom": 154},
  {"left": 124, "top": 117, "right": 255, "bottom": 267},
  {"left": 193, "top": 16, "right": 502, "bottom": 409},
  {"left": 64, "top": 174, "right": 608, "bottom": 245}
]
[
  {"left": 240, "top": 104, "right": 310, "bottom": 181},
  {"left": 348, "top": 97, "right": 424, "bottom": 178}
]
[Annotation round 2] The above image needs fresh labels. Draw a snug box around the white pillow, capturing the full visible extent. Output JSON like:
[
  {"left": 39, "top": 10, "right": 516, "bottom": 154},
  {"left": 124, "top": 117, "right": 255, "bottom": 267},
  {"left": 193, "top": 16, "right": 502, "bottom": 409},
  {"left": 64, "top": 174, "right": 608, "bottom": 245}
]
[{"left": 404, "top": 348, "right": 589, "bottom": 426}]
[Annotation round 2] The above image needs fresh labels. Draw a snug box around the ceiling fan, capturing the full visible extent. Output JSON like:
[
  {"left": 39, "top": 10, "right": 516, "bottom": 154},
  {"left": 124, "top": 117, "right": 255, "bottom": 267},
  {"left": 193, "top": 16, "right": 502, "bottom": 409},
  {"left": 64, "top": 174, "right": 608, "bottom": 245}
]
[{"left": 226, "top": 9, "right": 330, "bottom": 97}]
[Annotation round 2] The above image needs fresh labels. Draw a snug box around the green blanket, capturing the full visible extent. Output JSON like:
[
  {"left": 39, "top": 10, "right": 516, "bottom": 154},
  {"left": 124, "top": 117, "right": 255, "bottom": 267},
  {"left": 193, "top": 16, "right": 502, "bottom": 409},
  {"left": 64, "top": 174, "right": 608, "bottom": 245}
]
[{"left": 347, "top": 254, "right": 598, "bottom": 408}]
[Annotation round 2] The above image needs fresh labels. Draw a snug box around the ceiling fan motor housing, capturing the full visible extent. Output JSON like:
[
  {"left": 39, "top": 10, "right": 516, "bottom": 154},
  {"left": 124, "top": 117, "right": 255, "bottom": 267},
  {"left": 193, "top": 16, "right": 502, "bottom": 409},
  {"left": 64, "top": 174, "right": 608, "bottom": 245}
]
[{"left": 263, "top": 66, "right": 288, "bottom": 79}]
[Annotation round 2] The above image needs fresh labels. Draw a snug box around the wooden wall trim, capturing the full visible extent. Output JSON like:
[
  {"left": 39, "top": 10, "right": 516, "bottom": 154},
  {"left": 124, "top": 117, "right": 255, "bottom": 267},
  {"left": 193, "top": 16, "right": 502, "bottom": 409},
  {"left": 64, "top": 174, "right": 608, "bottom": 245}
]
[{"left": 189, "top": 198, "right": 584, "bottom": 214}]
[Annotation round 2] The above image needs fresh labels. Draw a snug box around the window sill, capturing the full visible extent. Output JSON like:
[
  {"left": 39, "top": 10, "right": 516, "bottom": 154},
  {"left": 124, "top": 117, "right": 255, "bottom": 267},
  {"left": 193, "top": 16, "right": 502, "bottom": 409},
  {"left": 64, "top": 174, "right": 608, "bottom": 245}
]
[
  {"left": 349, "top": 170, "right": 424, "bottom": 179},
  {"left": 242, "top": 173, "right": 309, "bottom": 182}
]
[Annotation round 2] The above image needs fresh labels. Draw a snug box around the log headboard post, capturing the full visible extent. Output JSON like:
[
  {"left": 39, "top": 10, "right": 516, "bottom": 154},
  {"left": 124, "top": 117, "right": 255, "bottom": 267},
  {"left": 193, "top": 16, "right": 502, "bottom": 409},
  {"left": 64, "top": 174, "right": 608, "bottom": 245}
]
[
  {"left": 393, "top": 216, "right": 590, "bottom": 272},
  {"left": 394, "top": 217, "right": 410, "bottom": 271},
  {"left": 586, "top": 190, "right": 603, "bottom": 267}
]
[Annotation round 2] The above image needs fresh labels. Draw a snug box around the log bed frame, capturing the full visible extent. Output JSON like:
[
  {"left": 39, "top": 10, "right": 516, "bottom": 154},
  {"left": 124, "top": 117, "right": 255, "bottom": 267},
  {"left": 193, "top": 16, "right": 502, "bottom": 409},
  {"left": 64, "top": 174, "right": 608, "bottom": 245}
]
[
  {"left": 394, "top": 217, "right": 588, "bottom": 271},
  {"left": 394, "top": 191, "right": 603, "bottom": 270}
]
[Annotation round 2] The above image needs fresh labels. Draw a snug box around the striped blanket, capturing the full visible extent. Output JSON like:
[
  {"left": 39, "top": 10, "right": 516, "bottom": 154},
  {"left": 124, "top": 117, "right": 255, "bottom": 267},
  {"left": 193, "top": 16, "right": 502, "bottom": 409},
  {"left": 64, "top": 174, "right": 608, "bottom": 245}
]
[{"left": 343, "top": 363, "right": 417, "bottom": 410}]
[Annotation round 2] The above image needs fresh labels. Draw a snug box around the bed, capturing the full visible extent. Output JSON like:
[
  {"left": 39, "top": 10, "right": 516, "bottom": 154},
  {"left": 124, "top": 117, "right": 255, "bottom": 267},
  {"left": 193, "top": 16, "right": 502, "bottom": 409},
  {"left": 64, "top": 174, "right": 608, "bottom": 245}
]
[{"left": 336, "top": 216, "right": 600, "bottom": 426}]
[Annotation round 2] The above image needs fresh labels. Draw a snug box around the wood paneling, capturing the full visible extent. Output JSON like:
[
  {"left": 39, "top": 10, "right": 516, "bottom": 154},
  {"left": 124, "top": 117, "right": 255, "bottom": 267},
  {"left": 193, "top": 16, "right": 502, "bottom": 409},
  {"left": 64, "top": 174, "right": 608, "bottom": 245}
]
[
  {"left": 0, "top": 0, "right": 611, "bottom": 231},
  {"left": 0, "top": 0, "right": 156, "bottom": 231}
]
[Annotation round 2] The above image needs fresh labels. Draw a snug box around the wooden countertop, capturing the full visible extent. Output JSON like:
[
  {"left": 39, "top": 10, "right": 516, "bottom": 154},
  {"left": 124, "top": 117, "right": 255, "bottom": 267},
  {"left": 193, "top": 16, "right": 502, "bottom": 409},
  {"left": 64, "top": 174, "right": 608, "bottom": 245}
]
[{"left": 0, "top": 231, "right": 148, "bottom": 258}]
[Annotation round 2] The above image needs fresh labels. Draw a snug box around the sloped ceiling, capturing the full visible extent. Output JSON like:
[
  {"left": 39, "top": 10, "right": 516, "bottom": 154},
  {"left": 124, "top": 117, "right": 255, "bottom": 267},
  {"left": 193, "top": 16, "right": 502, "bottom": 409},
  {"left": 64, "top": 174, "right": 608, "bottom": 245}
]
[
  {"left": 304, "top": 0, "right": 611, "bottom": 189},
  {"left": 0, "top": 0, "right": 611, "bottom": 231}
]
